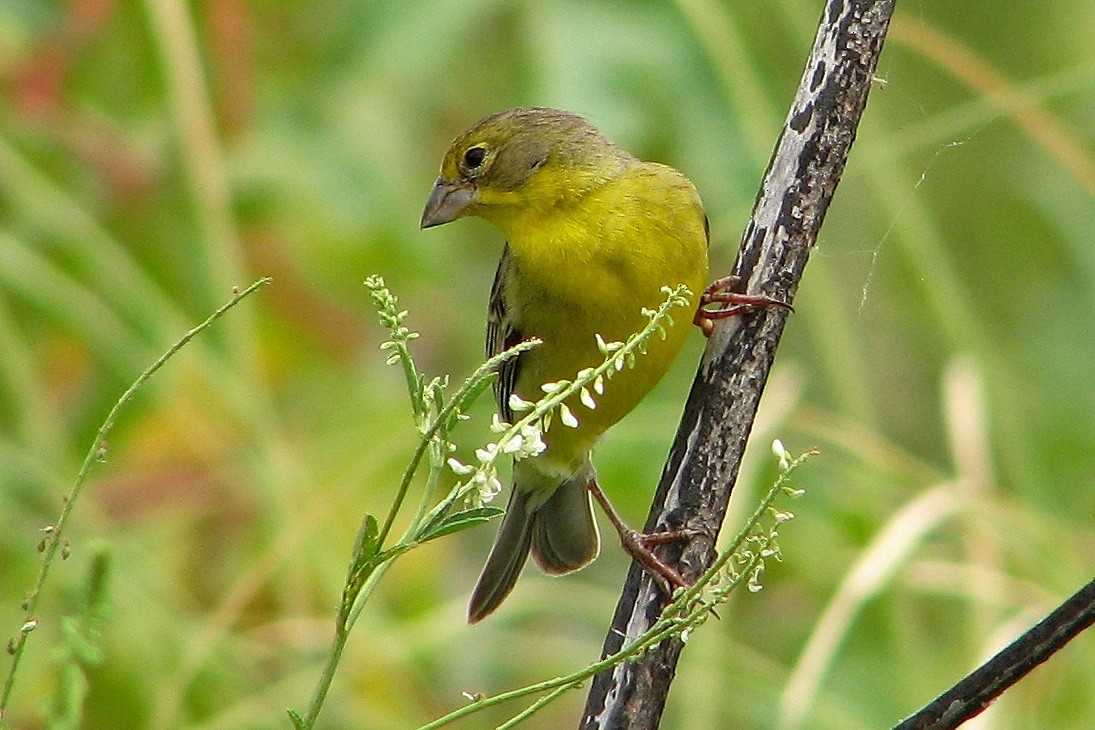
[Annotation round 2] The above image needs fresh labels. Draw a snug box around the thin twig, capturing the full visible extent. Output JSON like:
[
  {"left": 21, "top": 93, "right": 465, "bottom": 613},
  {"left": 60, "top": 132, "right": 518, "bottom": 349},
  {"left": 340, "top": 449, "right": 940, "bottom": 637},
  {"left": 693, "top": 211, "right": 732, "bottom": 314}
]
[
  {"left": 893, "top": 577, "right": 1095, "bottom": 730},
  {"left": 0, "top": 278, "right": 271, "bottom": 719}
]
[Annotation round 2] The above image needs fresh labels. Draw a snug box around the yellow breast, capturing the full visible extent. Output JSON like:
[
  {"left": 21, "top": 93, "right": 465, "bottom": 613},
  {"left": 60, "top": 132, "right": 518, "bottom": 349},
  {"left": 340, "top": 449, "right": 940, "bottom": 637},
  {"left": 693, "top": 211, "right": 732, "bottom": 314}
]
[{"left": 495, "top": 162, "right": 709, "bottom": 472}]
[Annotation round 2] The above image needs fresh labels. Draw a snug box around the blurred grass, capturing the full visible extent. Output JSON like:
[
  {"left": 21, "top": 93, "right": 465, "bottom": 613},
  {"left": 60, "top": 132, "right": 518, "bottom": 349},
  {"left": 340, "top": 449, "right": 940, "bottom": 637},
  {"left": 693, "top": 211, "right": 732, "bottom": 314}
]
[{"left": 1, "top": 0, "right": 1092, "bottom": 728}]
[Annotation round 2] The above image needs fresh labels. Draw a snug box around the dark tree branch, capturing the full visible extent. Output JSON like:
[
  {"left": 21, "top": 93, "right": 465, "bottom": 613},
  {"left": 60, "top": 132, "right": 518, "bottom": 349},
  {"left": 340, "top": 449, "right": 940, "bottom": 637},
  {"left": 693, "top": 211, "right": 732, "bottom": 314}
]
[
  {"left": 580, "top": 1, "right": 897, "bottom": 727},
  {"left": 893, "top": 576, "right": 1095, "bottom": 730}
]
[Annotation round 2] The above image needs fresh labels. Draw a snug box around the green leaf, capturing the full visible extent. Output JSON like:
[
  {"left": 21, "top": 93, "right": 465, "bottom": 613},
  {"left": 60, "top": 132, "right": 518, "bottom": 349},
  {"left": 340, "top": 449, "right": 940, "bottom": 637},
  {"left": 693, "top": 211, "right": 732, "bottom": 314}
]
[
  {"left": 342, "top": 513, "right": 381, "bottom": 619},
  {"left": 286, "top": 708, "right": 307, "bottom": 729},
  {"left": 347, "top": 513, "right": 379, "bottom": 581},
  {"left": 446, "top": 376, "right": 496, "bottom": 432},
  {"left": 459, "top": 371, "right": 497, "bottom": 410},
  {"left": 418, "top": 507, "right": 504, "bottom": 543},
  {"left": 418, "top": 489, "right": 462, "bottom": 536}
]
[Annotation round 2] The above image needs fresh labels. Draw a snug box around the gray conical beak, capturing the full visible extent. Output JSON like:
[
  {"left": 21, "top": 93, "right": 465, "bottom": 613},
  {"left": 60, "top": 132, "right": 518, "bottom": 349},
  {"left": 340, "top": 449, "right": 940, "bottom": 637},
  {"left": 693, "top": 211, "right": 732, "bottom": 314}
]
[{"left": 421, "top": 179, "right": 475, "bottom": 228}]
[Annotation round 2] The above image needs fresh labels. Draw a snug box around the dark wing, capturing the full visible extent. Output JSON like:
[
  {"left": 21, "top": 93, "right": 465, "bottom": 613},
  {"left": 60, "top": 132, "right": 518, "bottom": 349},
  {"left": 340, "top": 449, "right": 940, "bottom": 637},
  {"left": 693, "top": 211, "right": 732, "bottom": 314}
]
[{"left": 487, "top": 244, "right": 524, "bottom": 422}]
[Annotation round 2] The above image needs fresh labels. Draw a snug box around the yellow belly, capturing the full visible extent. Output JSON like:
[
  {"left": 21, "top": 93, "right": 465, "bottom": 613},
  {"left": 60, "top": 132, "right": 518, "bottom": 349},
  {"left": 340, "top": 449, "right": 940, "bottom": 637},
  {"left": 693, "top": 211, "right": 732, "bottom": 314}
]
[{"left": 498, "top": 163, "right": 709, "bottom": 474}]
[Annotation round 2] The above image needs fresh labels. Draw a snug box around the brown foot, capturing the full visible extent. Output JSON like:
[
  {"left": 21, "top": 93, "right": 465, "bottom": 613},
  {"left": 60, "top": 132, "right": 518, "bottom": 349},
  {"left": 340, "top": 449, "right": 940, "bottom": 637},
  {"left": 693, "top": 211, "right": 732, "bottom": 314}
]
[
  {"left": 587, "top": 478, "right": 698, "bottom": 594},
  {"left": 694, "top": 275, "right": 794, "bottom": 338}
]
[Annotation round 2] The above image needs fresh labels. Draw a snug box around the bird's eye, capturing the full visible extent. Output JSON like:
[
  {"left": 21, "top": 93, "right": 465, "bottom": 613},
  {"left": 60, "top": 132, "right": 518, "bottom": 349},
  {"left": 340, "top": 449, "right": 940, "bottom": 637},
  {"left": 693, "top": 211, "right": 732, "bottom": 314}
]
[{"left": 463, "top": 145, "right": 487, "bottom": 170}]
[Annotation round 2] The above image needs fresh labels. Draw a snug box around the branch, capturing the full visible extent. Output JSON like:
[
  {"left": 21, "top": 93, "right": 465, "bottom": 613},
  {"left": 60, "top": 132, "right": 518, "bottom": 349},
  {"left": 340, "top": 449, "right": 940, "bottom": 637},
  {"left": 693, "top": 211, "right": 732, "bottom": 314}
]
[
  {"left": 893, "top": 577, "right": 1095, "bottom": 729},
  {"left": 580, "top": 1, "right": 897, "bottom": 727}
]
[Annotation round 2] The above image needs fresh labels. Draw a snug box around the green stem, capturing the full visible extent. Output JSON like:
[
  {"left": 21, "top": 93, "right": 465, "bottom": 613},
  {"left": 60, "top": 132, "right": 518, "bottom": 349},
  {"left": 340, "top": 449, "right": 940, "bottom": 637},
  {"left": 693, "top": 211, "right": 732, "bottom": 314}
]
[
  {"left": 297, "top": 544, "right": 397, "bottom": 728},
  {"left": 296, "top": 627, "right": 348, "bottom": 729},
  {"left": 398, "top": 342, "right": 424, "bottom": 412},
  {"left": 413, "top": 441, "right": 447, "bottom": 528},
  {"left": 417, "top": 448, "right": 815, "bottom": 730},
  {"left": 0, "top": 278, "right": 270, "bottom": 717},
  {"left": 374, "top": 432, "right": 434, "bottom": 552},
  {"left": 415, "top": 616, "right": 681, "bottom": 730},
  {"left": 343, "top": 438, "right": 459, "bottom": 631},
  {"left": 300, "top": 286, "right": 718, "bottom": 729},
  {"left": 494, "top": 681, "right": 582, "bottom": 730},
  {"left": 669, "top": 448, "right": 815, "bottom": 611},
  {"left": 374, "top": 338, "right": 538, "bottom": 550},
  {"left": 298, "top": 338, "right": 539, "bottom": 726}
]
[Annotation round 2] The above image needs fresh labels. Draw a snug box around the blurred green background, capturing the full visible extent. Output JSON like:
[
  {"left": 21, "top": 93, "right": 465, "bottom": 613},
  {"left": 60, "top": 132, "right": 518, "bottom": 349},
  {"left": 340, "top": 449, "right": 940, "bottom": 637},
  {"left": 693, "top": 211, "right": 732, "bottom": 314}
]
[{"left": 1, "top": 0, "right": 1092, "bottom": 728}]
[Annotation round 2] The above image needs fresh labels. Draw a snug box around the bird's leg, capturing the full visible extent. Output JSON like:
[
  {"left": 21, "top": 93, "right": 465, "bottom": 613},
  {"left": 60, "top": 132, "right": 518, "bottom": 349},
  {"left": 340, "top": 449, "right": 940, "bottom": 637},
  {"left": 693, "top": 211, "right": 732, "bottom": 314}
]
[
  {"left": 694, "top": 275, "right": 794, "bottom": 338},
  {"left": 587, "top": 477, "right": 697, "bottom": 593}
]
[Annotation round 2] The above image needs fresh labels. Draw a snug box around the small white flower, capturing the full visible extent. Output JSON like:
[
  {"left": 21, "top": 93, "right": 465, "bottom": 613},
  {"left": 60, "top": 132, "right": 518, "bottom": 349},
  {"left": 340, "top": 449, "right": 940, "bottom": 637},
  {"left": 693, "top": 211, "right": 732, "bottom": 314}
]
[
  {"left": 747, "top": 566, "right": 764, "bottom": 593},
  {"left": 771, "top": 439, "right": 791, "bottom": 469},
  {"left": 474, "top": 443, "right": 498, "bottom": 464},
  {"left": 476, "top": 474, "right": 503, "bottom": 502},
  {"left": 489, "top": 413, "right": 509, "bottom": 433},
  {"left": 596, "top": 334, "right": 622, "bottom": 354},
  {"left": 580, "top": 387, "right": 597, "bottom": 410},
  {"left": 447, "top": 458, "right": 473, "bottom": 475},
  {"left": 508, "top": 393, "right": 534, "bottom": 412},
  {"left": 559, "top": 403, "right": 579, "bottom": 428},
  {"left": 516, "top": 424, "right": 546, "bottom": 459}
]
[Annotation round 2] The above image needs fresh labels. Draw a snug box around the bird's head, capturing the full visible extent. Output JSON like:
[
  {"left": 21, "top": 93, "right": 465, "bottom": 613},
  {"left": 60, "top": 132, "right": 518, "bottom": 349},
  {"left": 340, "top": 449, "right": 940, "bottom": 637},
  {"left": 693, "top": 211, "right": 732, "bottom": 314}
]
[{"left": 420, "top": 107, "right": 632, "bottom": 233}]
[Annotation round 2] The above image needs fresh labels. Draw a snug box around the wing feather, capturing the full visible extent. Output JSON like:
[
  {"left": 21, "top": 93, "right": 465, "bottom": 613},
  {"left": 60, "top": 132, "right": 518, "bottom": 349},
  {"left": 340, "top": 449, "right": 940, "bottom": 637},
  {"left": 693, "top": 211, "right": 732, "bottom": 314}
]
[{"left": 487, "top": 245, "right": 524, "bottom": 422}]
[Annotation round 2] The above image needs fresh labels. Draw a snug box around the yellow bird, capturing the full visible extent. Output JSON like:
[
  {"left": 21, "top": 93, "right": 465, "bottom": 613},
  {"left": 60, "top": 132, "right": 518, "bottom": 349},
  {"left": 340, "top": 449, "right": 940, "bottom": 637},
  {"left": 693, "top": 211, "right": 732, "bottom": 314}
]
[{"left": 422, "top": 107, "right": 772, "bottom": 622}]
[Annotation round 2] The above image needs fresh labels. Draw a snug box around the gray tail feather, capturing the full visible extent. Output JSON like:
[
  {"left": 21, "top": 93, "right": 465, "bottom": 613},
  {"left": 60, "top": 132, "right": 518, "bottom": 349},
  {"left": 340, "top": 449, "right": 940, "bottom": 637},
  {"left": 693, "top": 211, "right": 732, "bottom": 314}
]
[
  {"left": 530, "top": 475, "right": 600, "bottom": 574},
  {"left": 467, "top": 472, "right": 600, "bottom": 623},
  {"left": 468, "top": 486, "right": 535, "bottom": 623}
]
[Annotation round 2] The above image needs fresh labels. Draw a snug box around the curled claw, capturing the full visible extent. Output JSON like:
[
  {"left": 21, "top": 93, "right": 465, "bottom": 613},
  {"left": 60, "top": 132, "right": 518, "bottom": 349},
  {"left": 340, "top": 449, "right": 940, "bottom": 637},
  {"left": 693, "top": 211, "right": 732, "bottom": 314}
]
[
  {"left": 694, "top": 275, "right": 794, "bottom": 337},
  {"left": 587, "top": 478, "right": 702, "bottom": 595}
]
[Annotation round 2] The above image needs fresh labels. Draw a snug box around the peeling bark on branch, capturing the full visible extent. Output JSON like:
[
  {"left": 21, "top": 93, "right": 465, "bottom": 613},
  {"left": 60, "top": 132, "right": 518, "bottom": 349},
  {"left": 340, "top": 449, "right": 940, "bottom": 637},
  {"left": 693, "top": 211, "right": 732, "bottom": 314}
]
[{"left": 580, "top": 1, "right": 897, "bottom": 727}]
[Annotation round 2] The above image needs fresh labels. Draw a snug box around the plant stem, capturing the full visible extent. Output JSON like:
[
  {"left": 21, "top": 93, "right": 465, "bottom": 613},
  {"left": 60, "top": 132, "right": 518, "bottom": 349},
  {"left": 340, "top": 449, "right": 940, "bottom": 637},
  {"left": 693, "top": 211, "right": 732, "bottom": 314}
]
[
  {"left": 495, "top": 681, "right": 583, "bottom": 730},
  {"left": 373, "top": 338, "right": 538, "bottom": 550},
  {"left": 299, "top": 286, "right": 691, "bottom": 728},
  {"left": 417, "top": 449, "right": 814, "bottom": 729},
  {"left": 298, "top": 628, "right": 348, "bottom": 728},
  {"left": 0, "top": 278, "right": 270, "bottom": 718},
  {"left": 374, "top": 435, "right": 434, "bottom": 555},
  {"left": 299, "top": 550, "right": 396, "bottom": 727}
]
